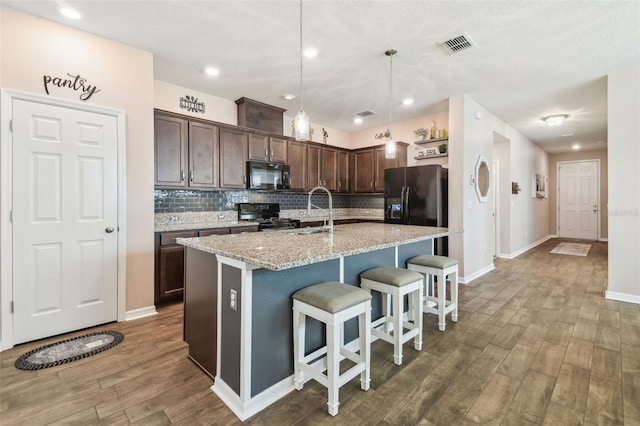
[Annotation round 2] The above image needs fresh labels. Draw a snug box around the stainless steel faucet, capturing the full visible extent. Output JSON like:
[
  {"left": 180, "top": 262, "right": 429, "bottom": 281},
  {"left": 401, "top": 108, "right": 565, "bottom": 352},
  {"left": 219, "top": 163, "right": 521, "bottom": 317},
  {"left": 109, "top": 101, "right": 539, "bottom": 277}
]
[{"left": 307, "top": 186, "right": 333, "bottom": 234}]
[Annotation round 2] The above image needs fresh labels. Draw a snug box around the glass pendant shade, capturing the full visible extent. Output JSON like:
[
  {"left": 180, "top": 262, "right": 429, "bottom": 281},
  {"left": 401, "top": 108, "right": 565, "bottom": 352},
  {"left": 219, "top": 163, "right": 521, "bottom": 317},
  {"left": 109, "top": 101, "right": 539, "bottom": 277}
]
[
  {"left": 385, "top": 137, "right": 396, "bottom": 159},
  {"left": 294, "top": 109, "right": 310, "bottom": 141}
]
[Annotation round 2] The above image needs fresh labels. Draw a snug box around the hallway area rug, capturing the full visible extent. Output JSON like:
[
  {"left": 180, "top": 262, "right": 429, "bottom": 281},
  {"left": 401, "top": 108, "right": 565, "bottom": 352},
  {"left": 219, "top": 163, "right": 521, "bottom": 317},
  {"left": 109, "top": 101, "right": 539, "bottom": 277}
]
[
  {"left": 550, "top": 242, "right": 592, "bottom": 256},
  {"left": 15, "top": 331, "right": 124, "bottom": 370}
]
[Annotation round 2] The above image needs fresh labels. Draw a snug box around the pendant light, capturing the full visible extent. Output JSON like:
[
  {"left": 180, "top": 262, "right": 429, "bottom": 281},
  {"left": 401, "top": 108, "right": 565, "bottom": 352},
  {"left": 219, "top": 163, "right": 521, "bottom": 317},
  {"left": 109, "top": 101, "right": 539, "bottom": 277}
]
[
  {"left": 294, "top": 0, "right": 310, "bottom": 141},
  {"left": 384, "top": 49, "right": 397, "bottom": 159}
]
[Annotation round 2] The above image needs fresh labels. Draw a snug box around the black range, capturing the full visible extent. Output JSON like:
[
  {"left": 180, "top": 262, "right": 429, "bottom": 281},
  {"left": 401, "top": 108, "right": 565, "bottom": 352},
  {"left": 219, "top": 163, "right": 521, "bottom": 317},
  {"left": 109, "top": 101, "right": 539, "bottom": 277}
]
[{"left": 237, "top": 203, "right": 301, "bottom": 231}]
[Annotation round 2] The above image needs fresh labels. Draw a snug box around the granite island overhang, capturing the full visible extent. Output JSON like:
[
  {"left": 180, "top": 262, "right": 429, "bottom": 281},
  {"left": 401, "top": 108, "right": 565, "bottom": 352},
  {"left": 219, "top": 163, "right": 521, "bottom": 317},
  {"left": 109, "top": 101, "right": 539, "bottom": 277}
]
[{"left": 177, "top": 222, "right": 449, "bottom": 420}]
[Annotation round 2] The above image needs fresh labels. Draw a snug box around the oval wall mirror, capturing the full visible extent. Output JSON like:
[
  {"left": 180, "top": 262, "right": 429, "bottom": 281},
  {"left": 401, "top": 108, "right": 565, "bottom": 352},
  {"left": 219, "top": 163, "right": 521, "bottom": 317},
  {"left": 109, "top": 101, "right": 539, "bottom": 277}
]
[{"left": 475, "top": 156, "right": 490, "bottom": 202}]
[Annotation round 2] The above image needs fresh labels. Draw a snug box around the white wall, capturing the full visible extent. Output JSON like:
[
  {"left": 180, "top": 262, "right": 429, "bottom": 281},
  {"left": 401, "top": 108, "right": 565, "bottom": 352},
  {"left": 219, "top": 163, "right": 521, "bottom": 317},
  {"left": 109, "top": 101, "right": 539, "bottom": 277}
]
[
  {"left": 349, "top": 109, "right": 449, "bottom": 153},
  {"left": 449, "top": 95, "right": 550, "bottom": 282},
  {"left": 607, "top": 62, "right": 640, "bottom": 303},
  {"left": 155, "top": 80, "right": 238, "bottom": 125},
  {"left": 0, "top": 7, "right": 155, "bottom": 313},
  {"left": 154, "top": 79, "right": 351, "bottom": 148}
]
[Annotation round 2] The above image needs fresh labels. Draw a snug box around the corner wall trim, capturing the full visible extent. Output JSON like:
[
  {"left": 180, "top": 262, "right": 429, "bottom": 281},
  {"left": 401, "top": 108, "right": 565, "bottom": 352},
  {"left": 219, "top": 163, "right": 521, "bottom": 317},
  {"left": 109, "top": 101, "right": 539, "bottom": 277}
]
[
  {"left": 605, "top": 291, "right": 640, "bottom": 305},
  {"left": 460, "top": 263, "right": 495, "bottom": 284},
  {"left": 501, "top": 234, "right": 555, "bottom": 260},
  {"left": 125, "top": 306, "right": 157, "bottom": 321}
]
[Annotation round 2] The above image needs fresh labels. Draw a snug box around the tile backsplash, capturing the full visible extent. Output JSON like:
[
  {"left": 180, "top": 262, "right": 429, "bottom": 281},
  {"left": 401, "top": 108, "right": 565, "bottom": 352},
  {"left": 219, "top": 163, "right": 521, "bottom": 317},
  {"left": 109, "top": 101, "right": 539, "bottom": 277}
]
[{"left": 154, "top": 189, "right": 384, "bottom": 213}]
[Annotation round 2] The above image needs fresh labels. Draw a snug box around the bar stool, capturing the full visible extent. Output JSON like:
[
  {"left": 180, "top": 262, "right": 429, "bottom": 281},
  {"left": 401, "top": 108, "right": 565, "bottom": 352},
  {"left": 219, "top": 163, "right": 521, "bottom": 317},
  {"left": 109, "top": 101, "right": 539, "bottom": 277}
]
[
  {"left": 359, "top": 267, "right": 424, "bottom": 365},
  {"left": 407, "top": 255, "right": 458, "bottom": 331},
  {"left": 292, "top": 281, "right": 372, "bottom": 416}
]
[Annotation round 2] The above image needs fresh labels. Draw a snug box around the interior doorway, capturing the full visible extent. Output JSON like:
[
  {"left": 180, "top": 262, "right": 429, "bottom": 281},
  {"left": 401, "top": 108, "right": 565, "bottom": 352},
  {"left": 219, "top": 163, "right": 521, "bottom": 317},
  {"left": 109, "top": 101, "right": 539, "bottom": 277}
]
[
  {"left": 1, "top": 89, "right": 127, "bottom": 349},
  {"left": 557, "top": 160, "right": 599, "bottom": 240}
]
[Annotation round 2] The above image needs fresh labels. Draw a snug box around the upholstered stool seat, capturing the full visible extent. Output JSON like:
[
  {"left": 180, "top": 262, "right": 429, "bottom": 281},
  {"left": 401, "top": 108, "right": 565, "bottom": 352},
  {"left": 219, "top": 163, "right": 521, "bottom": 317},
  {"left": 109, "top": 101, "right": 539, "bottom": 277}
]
[
  {"left": 359, "top": 267, "right": 424, "bottom": 365},
  {"left": 407, "top": 254, "right": 458, "bottom": 331},
  {"left": 292, "top": 281, "right": 372, "bottom": 416}
]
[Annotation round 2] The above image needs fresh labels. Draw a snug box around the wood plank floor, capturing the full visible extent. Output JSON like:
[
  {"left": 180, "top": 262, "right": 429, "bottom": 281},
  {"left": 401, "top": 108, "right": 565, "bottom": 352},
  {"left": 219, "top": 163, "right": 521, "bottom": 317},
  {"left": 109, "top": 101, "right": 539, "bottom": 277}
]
[{"left": 1, "top": 238, "right": 639, "bottom": 425}]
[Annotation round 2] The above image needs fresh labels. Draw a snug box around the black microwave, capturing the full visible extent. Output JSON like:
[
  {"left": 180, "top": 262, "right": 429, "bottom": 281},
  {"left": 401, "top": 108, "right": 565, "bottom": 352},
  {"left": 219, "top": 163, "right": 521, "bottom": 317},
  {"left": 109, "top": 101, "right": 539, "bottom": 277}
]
[{"left": 246, "top": 161, "right": 290, "bottom": 190}]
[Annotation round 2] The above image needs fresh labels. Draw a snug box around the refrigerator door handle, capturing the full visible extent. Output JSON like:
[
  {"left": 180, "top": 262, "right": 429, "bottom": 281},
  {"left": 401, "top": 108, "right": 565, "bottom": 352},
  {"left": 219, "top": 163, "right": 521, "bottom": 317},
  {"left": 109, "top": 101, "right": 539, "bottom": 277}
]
[{"left": 403, "top": 186, "right": 410, "bottom": 224}]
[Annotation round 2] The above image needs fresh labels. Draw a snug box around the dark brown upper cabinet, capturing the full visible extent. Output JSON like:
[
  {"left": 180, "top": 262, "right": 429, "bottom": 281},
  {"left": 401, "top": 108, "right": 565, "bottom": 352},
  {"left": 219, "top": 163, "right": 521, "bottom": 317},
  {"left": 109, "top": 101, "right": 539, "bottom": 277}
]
[
  {"left": 337, "top": 149, "right": 350, "bottom": 193},
  {"left": 154, "top": 112, "right": 219, "bottom": 189},
  {"left": 219, "top": 126, "right": 249, "bottom": 189},
  {"left": 247, "top": 132, "right": 288, "bottom": 164},
  {"left": 287, "top": 139, "right": 307, "bottom": 191},
  {"left": 353, "top": 143, "right": 407, "bottom": 193}
]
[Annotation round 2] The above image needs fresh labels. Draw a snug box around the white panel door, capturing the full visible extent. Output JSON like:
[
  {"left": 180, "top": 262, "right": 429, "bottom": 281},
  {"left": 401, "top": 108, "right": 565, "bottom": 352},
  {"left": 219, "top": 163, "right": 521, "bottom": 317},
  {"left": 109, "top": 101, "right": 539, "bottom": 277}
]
[
  {"left": 12, "top": 99, "right": 118, "bottom": 344},
  {"left": 558, "top": 161, "right": 598, "bottom": 240}
]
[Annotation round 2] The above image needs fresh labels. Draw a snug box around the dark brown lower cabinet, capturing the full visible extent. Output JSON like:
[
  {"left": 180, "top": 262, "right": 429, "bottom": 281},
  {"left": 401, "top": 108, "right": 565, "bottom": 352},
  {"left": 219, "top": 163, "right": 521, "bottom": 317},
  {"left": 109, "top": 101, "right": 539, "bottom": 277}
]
[
  {"left": 184, "top": 246, "right": 219, "bottom": 379},
  {"left": 155, "top": 231, "right": 197, "bottom": 304}
]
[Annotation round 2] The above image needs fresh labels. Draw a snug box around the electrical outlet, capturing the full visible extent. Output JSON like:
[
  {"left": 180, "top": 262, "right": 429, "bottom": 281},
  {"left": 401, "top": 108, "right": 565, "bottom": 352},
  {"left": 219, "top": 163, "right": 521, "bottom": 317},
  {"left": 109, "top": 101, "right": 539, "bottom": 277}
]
[{"left": 230, "top": 289, "right": 237, "bottom": 311}]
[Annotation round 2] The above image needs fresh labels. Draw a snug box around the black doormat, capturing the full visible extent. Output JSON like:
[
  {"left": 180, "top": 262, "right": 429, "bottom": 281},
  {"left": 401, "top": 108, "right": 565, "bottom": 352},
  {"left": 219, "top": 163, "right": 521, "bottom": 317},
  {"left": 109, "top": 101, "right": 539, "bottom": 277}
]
[{"left": 15, "top": 331, "right": 124, "bottom": 370}]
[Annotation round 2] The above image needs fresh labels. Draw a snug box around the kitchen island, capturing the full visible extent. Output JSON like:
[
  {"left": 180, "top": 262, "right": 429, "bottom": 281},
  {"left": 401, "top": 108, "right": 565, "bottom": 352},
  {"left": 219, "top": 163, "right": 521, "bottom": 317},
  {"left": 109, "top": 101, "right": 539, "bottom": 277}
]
[{"left": 178, "top": 222, "right": 448, "bottom": 420}]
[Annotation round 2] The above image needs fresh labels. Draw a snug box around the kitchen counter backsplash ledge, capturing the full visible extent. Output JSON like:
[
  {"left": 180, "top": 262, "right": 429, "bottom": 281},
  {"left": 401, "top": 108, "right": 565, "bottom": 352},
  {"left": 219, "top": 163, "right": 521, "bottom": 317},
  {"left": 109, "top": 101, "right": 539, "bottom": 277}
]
[{"left": 155, "top": 208, "right": 384, "bottom": 232}]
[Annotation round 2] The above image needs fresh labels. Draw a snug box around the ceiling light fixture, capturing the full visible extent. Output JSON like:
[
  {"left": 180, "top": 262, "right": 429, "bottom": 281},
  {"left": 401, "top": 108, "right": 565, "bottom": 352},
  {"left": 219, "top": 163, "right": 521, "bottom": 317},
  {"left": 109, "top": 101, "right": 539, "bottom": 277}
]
[
  {"left": 542, "top": 114, "right": 569, "bottom": 127},
  {"left": 353, "top": 117, "right": 363, "bottom": 124},
  {"left": 303, "top": 47, "right": 319, "bottom": 58},
  {"left": 572, "top": 144, "right": 580, "bottom": 150},
  {"left": 204, "top": 67, "right": 219, "bottom": 77},
  {"left": 283, "top": 94, "right": 296, "bottom": 100},
  {"left": 58, "top": 6, "right": 82, "bottom": 19},
  {"left": 294, "top": 0, "right": 310, "bottom": 141},
  {"left": 402, "top": 98, "right": 414, "bottom": 106},
  {"left": 374, "top": 49, "right": 397, "bottom": 159},
  {"left": 383, "top": 49, "right": 397, "bottom": 159}
]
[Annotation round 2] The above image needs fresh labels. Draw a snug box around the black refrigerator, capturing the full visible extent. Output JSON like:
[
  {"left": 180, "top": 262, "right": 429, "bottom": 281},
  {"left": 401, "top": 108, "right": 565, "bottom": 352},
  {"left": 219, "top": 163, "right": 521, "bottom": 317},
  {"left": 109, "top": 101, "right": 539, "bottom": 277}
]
[{"left": 384, "top": 164, "right": 448, "bottom": 255}]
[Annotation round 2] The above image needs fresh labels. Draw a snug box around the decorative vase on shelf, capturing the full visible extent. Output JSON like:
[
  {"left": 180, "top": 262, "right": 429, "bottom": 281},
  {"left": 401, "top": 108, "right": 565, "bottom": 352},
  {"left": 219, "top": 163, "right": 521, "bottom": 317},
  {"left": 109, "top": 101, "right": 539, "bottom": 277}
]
[
  {"left": 413, "top": 128, "right": 428, "bottom": 141},
  {"left": 430, "top": 121, "right": 437, "bottom": 139}
]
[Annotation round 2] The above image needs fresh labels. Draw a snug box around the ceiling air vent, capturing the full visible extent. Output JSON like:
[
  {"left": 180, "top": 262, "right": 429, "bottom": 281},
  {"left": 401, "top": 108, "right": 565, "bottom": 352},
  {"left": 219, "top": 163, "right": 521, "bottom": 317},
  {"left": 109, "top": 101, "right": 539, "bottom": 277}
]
[
  {"left": 356, "top": 110, "right": 375, "bottom": 118},
  {"left": 440, "top": 33, "right": 476, "bottom": 55}
]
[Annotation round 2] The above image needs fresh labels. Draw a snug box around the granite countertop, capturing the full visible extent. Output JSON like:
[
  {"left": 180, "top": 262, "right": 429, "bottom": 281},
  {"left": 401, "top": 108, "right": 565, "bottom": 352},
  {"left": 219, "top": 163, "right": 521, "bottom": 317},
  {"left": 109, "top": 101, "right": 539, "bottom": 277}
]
[
  {"left": 156, "top": 220, "right": 259, "bottom": 233},
  {"left": 177, "top": 222, "right": 448, "bottom": 271}
]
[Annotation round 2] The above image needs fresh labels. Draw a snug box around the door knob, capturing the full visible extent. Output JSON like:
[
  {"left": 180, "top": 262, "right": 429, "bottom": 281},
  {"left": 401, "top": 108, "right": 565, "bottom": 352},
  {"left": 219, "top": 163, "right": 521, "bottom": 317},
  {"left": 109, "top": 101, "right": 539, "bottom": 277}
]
[{"left": 106, "top": 227, "right": 115, "bottom": 233}]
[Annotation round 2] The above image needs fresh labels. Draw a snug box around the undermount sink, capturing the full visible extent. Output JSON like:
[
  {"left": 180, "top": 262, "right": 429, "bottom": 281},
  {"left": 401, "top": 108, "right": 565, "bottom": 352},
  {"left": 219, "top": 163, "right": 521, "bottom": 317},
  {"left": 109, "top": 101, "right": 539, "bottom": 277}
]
[{"left": 286, "top": 227, "right": 331, "bottom": 235}]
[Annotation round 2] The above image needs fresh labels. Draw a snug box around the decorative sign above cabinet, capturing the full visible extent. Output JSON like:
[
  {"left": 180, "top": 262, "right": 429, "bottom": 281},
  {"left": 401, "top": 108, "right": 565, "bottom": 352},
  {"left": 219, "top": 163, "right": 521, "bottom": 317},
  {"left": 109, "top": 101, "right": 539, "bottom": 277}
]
[
  {"left": 42, "top": 73, "right": 101, "bottom": 101},
  {"left": 180, "top": 95, "right": 206, "bottom": 114}
]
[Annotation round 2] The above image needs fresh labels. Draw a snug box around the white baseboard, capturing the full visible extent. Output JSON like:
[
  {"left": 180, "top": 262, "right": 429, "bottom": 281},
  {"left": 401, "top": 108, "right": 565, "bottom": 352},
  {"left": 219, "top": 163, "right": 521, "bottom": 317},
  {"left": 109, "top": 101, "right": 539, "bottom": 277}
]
[
  {"left": 211, "top": 332, "right": 374, "bottom": 420},
  {"left": 212, "top": 374, "right": 295, "bottom": 421},
  {"left": 460, "top": 263, "right": 495, "bottom": 284},
  {"left": 605, "top": 291, "right": 640, "bottom": 305},
  {"left": 599, "top": 237, "right": 608, "bottom": 242},
  {"left": 125, "top": 305, "right": 157, "bottom": 321},
  {"left": 501, "top": 234, "right": 555, "bottom": 259}
]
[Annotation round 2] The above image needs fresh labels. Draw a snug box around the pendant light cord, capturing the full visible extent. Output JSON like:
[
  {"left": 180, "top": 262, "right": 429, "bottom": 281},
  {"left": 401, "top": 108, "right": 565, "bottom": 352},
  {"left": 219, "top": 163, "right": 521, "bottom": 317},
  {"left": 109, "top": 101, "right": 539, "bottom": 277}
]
[
  {"left": 388, "top": 52, "right": 393, "bottom": 136},
  {"left": 299, "top": 0, "right": 304, "bottom": 111}
]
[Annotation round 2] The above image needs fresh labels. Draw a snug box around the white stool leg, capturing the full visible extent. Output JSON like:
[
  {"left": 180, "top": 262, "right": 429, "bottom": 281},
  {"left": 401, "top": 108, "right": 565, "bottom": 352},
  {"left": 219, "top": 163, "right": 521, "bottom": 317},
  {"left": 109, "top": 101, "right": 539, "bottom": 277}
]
[
  {"left": 382, "top": 292, "right": 391, "bottom": 333},
  {"left": 327, "top": 320, "right": 340, "bottom": 416},
  {"left": 359, "top": 306, "right": 371, "bottom": 391},
  {"left": 393, "top": 292, "right": 403, "bottom": 365},
  {"left": 437, "top": 272, "right": 446, "bottom": 331},
  {"left": 452, "top": 269, "right": 459, "bottom": 322},
  {"left": 414, "top": 281, "right": 423, "bottom": 350},
  {"left": 293, "top": 309, "right": 305, "bottom": 390}
]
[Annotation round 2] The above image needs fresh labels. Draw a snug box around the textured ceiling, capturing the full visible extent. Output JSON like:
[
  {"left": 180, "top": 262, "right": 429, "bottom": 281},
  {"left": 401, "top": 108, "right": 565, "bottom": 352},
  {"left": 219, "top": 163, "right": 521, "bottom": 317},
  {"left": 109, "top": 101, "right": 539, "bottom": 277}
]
[{"left": 4, "top": 0, "right": 639, "bottom": 153}]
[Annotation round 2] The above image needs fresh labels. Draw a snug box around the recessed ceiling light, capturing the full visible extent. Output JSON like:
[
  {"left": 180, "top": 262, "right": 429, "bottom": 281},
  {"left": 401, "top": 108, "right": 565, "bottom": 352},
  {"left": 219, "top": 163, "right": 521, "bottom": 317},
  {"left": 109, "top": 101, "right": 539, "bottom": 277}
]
[
  {"left": 542, "top": 114, "right": 569, "bottom": 127},
  {"left": 58, "top": 7, "right": 82, "bottom": 19},
  {"left": 402, "top": 98, "right": 414, "bottom": 106},
  {"left": 283, "top": 94, "right": 295, "bottom": 100},
  {"left": 204, "top": 67, "right": 220, "bottom": 77},
  {"left": 303, "top": 47, "right": 319, "bottom": 58},
  {"left": 561, "top": 132, "right": 576, "bottom": 137},
  {"left": 572, "top": 144, "right": 580, "bottom": 150},
  {"left": 353, "top": 117, "right": 363, "bottom": 124}
]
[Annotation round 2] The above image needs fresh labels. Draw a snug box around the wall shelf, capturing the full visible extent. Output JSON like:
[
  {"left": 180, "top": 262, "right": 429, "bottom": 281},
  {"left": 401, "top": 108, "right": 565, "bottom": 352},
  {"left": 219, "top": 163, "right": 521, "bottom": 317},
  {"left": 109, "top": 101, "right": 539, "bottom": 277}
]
[
  {"left": 414, "top": 137, "right": 448, "bottom": 146},
  {"left": 415, "top": 153, "right": 448, "bottom": 160}
]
